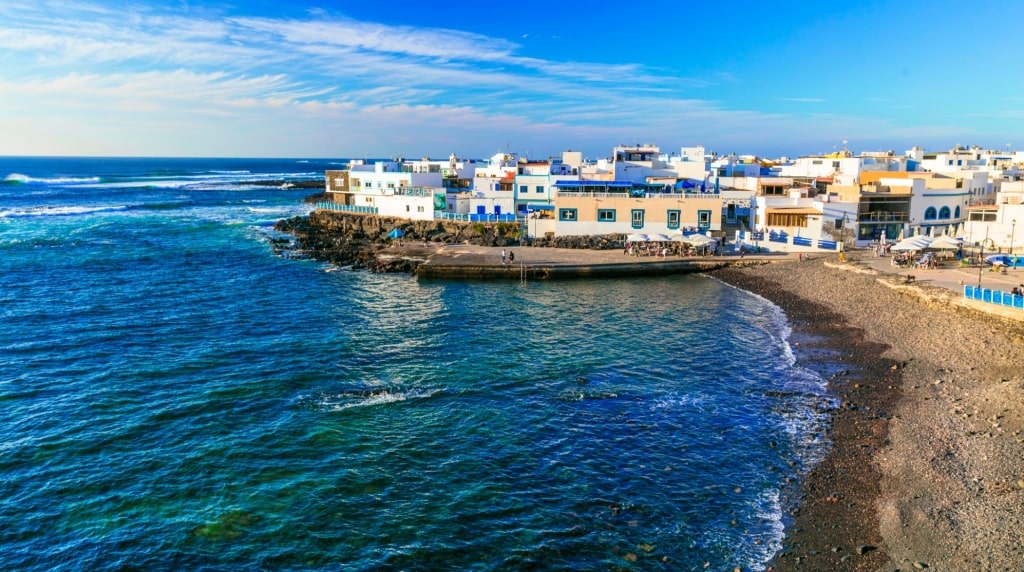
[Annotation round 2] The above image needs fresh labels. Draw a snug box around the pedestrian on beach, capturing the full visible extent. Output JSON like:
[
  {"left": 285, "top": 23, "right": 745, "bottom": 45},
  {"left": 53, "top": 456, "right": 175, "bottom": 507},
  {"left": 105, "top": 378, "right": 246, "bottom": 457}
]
[
  {"left": 508, "top": 251, "right": 515, "bottom": 264},
  {"left": 501, "top": 249, "right": 506, "bottom": 265}
]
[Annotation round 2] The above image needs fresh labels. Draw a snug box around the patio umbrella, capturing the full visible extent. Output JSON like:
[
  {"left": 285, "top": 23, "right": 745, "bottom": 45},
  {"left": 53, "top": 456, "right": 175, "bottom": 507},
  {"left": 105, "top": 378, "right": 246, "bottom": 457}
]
[
  {"left": 647, "top": 233, "right": 672, "bottom": 242},
  {"left": 891, "top": 235, "right": 933, "bottom": 251},
  {"left": 684, "top": 234, "right": 715, "bottom": 247},
  {"left": 387, "top": 228, "right": 405, "bottom": 239},
  {"left": 626, "top": 233, "right": 649, "bottom": 242},
  {"left": 928, "top": 235, "right": 962, "bottom": 250}
]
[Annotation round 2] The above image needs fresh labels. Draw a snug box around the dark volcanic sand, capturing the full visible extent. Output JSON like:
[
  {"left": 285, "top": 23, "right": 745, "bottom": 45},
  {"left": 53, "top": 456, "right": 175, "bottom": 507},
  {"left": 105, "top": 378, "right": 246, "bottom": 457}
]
[{"left": 714, "top": 255, "right": 1024, "bottom": 571}]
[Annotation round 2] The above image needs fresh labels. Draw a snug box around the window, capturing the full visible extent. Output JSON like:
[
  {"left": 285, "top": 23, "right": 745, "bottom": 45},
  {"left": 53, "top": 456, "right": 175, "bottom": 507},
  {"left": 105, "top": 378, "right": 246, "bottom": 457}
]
[
  {"left": 938, "top": 206, "right": 951, "bottom": 219},
  {"left": 598, "top": 209, "right": 616, "bottom": 222},
  {"left": 667, "top": 209, "right": 680, "bottom": 229},
  {"left": 364, "top": 180, "right": 372, "bottom": 188},
  {"left": 520, "top": 185, "right": 527, "bottom": 194},
  {"left": 405, "top": 205, "right": 410, "bottom": 212},
  {"left": 954, "top": 206, "right": 961, "bottom": 219},
  {"left": 536, "top": 185, "right": 544, "bottom": 194},
  {"left": 924, "top": 207, "right": 937, "bottom": 220},
  {"left": 417, "top": 206, "right": 425, "bottom": 212},
  {"left": 559, "top": 208, "right": 577, "bottom": 221},
  {"left": 631, "top": 209, "right": 645, "bottom": 229},
  {"left": 698, "top": 209, "right": 711, "bottom": 228}
]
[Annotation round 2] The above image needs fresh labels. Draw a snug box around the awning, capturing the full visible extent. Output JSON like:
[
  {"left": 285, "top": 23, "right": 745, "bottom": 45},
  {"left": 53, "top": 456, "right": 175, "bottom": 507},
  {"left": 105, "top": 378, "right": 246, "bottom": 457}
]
[{"left": 526, "top": 204, "right": 554, "bottom": 210}]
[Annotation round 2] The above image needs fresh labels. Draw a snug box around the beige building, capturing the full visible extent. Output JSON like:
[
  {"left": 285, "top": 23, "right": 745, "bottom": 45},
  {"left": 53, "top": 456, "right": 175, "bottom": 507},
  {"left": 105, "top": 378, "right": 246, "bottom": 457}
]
[{"left": 550, "top": 186, "right": 722, "bottom": 237}]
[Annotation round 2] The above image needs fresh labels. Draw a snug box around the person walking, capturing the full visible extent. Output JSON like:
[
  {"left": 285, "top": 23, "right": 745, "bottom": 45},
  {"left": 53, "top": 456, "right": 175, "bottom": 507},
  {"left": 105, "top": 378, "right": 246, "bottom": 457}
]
[
  {"left": 508, "top": 251, "right": 515, "bottom": 264},
  {"left": 501, "top": 249, "right": 506, "bottom": 265}
]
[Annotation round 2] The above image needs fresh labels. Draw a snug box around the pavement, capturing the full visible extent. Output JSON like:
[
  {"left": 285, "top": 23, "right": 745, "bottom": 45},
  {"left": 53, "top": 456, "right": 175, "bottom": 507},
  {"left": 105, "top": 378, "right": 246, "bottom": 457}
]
[
  {"left": 389, "top": 242, "right": 1024, "bottom": 296},
  {"left": 846, "top": 250, "right": 1024, "bottom": 295}
]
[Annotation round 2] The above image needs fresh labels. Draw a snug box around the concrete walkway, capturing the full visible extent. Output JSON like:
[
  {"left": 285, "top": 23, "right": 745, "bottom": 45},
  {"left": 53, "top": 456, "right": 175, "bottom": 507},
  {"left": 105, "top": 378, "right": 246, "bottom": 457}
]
[{"left": 848, "top": 250, "right": 1024, "bottom": 295}]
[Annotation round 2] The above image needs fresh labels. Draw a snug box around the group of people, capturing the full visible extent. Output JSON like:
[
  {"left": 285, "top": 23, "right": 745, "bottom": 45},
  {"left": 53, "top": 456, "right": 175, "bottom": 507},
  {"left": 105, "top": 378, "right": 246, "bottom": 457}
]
[
  {"left": 624, "top": 243, "right": 671, "bottom": 257},
  {"left": 500, "top": 249, "right": 515, "bottom": 265},
  {"left": 1011, "top": 284, "right": 1024, "bottom": 297}
]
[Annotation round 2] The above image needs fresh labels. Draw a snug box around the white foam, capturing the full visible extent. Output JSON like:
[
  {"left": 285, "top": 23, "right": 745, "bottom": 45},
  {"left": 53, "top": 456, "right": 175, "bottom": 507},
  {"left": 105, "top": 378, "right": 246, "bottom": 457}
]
[
  {"left": 4, "top": 173, "right": 101, "bottom": 185},
  {"left": 0, "top": 205, "right": 130, "bottom": 218}
]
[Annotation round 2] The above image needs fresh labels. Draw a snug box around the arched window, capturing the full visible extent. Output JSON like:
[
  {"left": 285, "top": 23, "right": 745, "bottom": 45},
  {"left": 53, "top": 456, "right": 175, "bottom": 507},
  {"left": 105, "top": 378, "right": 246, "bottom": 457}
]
[
  {"left": 954, "top": 206, "right": 961, "bottom": 219},
  {"left": 938, "top": 206, "right": 951, "bottom": 219},
  {"left": 924, "top": 207, "right": 937, "bottom": 220}
]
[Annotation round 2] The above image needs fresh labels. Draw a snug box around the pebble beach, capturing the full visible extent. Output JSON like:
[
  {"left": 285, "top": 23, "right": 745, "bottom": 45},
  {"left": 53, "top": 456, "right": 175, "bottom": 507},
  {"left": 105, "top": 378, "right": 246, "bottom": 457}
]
[{"left": 715, "top": 253, "right": 1024, "bottom": 571}]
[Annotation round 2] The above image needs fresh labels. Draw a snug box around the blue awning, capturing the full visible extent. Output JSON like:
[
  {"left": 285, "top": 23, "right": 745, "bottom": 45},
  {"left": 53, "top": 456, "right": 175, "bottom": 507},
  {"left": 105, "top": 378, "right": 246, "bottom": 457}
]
[{"left": 527, "top": 204, "right": 554, "bottom": 210}]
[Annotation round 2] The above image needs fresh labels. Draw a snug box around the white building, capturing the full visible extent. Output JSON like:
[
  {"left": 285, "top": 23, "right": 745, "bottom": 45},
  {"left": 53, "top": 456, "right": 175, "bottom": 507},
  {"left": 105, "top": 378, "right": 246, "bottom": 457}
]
[
  {"left": 776, "top": 149, "right": 909, "bottom": 186},
  {"left": 325, "top": 159, "right": 445, "bottom": 221},
  {"left": 963, "top": 181, "right": 1024, "bottom": 252}
]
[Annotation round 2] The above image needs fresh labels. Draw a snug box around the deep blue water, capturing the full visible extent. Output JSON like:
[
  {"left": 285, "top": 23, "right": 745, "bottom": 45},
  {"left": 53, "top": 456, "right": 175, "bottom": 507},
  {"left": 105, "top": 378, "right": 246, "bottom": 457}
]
[{"left": 0, "top": 157, "right": 832, "bottom": 571}]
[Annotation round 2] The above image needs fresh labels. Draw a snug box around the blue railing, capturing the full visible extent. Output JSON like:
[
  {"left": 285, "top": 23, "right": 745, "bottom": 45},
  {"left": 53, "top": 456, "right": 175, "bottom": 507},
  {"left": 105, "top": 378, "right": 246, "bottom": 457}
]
[
  {"left": 316, "top": 201, "right": 379, "bottom": 214},
  {"left": 818, "top": 239, "right": 838, "bottom": 250},
  {"left": 792, "top": 236, "right": 812, "bottom": 247},
  {"left": 434, "top": 212, "right": 520, "bottom": 223},
  {"left": 963, "top": 285, "right": 1024, "bottom": 309}
]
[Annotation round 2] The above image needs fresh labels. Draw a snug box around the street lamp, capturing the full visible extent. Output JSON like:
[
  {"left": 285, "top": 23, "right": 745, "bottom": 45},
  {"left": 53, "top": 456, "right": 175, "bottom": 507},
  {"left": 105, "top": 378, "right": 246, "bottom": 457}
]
[
  {"left": 1010, "top": 219, "right": 1016, "bottom": 258},
  {"left": 978, "top": 226, "right": 990, "bottom": 289}
]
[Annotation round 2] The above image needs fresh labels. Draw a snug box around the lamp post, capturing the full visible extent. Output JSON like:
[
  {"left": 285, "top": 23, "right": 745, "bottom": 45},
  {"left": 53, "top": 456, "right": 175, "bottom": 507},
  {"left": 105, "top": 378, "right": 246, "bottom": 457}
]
[
  {"left": 1010, "top": 219, "right": 1016, "bottom": 258},
  {"left": 978, "top": 226, "right": 989, "bottom": 289}
]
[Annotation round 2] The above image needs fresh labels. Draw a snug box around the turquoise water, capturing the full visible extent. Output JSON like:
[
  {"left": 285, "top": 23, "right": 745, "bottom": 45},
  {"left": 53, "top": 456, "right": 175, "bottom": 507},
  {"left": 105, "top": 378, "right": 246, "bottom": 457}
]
[{"left": 0, "top": 157, "right": 831, "bottom": 570}]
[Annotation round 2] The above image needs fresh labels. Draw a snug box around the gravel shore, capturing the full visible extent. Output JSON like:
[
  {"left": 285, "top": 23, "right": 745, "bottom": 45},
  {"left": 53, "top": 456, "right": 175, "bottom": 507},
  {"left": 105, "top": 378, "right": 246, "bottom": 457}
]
[{"left": 714, "top": 253, "right": 1024, "bottom": 571}]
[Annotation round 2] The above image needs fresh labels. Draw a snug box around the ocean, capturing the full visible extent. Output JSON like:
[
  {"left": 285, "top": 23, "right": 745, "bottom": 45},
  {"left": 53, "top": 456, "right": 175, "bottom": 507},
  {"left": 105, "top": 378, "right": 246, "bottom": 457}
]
[{"left": 0, "top": 157, "right": 833, "bottom": 571}]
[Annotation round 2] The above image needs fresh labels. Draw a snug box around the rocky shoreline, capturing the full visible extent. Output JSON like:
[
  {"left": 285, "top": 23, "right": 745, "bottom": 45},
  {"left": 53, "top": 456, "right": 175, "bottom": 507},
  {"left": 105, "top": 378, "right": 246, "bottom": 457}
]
[
  {"left": 274, "top": 210, "right": 626, "bottom": 272},
  {"left": 713, "top": 255, "right": 1024, "bottom": 571}
]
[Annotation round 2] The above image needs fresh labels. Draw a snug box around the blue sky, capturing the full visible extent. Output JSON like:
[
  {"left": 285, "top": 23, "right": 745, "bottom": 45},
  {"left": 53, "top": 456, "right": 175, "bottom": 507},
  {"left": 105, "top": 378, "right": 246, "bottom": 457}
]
[{"left": 2, "top": 0, "right": 1022, "bottom": 159}]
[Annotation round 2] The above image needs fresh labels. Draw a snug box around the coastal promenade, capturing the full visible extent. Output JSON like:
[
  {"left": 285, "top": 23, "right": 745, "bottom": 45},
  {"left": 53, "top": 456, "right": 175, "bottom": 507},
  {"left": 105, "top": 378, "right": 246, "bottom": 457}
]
[
  {"left": 397, "top": 243, "right": 780, "bottom": 279},
  {"left": 386, "top": 243, "right": 1024, "bottom": 323}
]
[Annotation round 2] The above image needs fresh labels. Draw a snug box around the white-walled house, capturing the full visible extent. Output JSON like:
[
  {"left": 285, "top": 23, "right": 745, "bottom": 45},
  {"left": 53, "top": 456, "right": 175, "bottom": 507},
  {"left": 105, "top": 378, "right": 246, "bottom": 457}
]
[
  {"left": 745, "top": 189, "right": 830, "bottom": 253},
  {"left": 514, "top": 155, "right": 579, "bottom": 216},
  {"left": 454, "top": 152, "right": 520, "bottom": 218},
  {"left": 963, "top": 181, "right": 1024, "bottom": 252},
  {"left": 776, "top": 150, "right": 909, "bottom": 186},
  {"left": 324, "top": 160, "right": 445, "bottom": 221}
]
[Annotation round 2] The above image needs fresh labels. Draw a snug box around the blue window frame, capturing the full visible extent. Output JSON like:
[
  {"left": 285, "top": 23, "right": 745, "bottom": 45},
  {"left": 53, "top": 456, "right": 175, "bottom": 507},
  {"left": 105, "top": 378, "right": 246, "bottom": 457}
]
[
  {"left": 536, "top": 185, "right": 544, "bottom": 194},
  {"left": 631, "top": 209, "right": 645, "bottom": 229},
  {"left": 954, "top": 205, "right": 961, "bottom": 219},
  {"left": 519, "top": 185, "right": 527, "bottom": 194},
  {"left": 598, "top": 209, "right": 616, "bottom": 222},
  {"left": 667, "top": 209, "right": 680, "bottom": 229},
  {"left": 924, "top": 207, "right": 937, "bottom": 220},
  {"left": 559, "top": 208, "right": 577, "bottom": 221},
  {"left": 938, "top": 206, "right": 951, "bottom": 219},
  {"left": 697, "top": 209, "right": 711, "bottom": 229}
]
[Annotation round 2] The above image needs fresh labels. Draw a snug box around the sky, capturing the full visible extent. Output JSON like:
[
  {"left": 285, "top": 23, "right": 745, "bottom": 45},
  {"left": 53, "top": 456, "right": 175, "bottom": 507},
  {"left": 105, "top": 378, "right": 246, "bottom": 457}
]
[{"left": 2, "top": 0, "right": 1022, "bottom": 159}]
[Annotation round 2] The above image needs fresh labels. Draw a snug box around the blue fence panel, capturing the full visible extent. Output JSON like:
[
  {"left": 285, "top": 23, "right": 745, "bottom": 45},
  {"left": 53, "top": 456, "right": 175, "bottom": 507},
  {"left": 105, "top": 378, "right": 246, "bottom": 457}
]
[
  {"left": 793, "top": 237, "right": 812, "bottom": 247},
  {"left": 964, "top": 285, "right": 1024, "bottom": 311},
  {"left": 818, "top": 240, "right": 838, "bottom": 250}
]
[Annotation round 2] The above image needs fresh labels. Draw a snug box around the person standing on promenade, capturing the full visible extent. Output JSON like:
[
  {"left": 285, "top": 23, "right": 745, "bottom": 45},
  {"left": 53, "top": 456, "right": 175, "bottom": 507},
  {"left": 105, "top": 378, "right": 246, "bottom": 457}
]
[
  {"left": 501, "top": 249, "right": 506, "bottom": 265},
  {"left": 508, "top": 251, "right": 515, "bottom": 264}
]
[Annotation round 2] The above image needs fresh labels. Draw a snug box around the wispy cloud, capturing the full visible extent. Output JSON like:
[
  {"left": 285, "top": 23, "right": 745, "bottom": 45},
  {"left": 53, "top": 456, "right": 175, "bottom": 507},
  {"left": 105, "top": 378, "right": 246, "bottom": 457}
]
[{"left": 0, "top": 0, "right": 967, "bottom": 157}]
